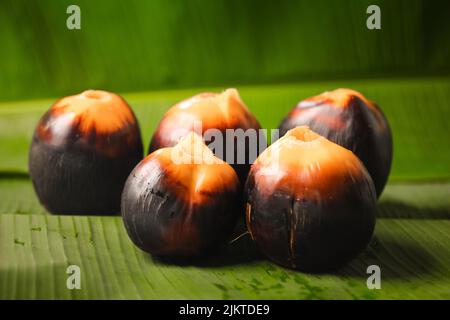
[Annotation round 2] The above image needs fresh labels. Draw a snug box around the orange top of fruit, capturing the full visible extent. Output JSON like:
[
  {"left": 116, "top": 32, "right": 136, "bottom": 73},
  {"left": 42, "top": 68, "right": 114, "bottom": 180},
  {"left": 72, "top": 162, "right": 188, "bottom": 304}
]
[
  {"left": 142, "top": 132, "right": 240, "bottom": 204},
  {"left": 251, "top": 126, "right": 374, "bottom": 198}
]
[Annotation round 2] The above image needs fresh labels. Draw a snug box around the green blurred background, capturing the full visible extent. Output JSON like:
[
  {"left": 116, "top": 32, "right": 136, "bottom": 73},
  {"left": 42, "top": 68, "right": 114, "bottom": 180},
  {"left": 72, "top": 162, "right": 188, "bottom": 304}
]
[{"left": 1, "top": 0, "right": 449, "bottom": 101}]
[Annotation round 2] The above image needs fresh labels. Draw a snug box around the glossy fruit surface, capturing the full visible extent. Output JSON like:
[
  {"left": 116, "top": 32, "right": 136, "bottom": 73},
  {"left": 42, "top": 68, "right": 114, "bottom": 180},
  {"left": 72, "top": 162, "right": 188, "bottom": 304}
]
[
  {"left": 246, "top": 126, "right": 377, "bottom": 271},
  {"left": 122, "top": 132, "right": 241, "bottom": 257},
  {"left": 278, "top": 88, "right": 392, "bottom": 197},
  {"left": 149, "top": 88, "right": 263, "bottom": 184},
  {"left": 29, "top": 90, "right": 143, "bottom": 214}
]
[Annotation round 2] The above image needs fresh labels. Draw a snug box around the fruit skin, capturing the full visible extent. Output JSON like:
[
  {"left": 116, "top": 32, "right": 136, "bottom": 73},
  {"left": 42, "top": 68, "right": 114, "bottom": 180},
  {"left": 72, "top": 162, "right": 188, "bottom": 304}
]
[
  {"left": 245, "top": 126, "right": 376, "bottom": 272},
  {"left": 149, "top": 88, "right": 263, "bottom": 184},
  {"left": 278, "top": 88, "right": 392, "bottom": 197},
  {"left": 29, "top": 90, "right": 143, "bottom": 215},
  {"left": 122, "top": 133, "right": 242, "bottom": 257}
]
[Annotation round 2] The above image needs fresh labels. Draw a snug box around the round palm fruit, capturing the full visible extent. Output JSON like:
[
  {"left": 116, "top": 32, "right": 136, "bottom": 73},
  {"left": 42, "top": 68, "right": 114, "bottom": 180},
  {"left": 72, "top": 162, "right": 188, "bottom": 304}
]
[
  {"left": 29, "top": 90, "right": 143, "bottom": 215},
  {"left": 149, "top": 88, "right": 263, "bottom": 184},
  {"left": 278, "top": 89, "right": 392, "bottom": 197},
  {"left": 122, "top": 132, "right": 242, "bottom": 257}
]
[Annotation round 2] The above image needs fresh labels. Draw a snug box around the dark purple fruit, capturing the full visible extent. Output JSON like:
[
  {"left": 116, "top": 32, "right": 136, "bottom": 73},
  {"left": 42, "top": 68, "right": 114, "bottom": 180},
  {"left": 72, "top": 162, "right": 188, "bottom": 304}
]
[
  {"left": 122, "top": 132, "right": 242, "bottom": 257},
  {"left": 149, "top": 88, "right": 263, "bottom": 184},
  {"left": 278, "top": 88, "right": 392, "bottom": 197},
  {"left": 29, "top": 90, "right": 143, "bottom": 215},
  {"left": 246, "top": 126, "right": 376, "bottom": 272}
]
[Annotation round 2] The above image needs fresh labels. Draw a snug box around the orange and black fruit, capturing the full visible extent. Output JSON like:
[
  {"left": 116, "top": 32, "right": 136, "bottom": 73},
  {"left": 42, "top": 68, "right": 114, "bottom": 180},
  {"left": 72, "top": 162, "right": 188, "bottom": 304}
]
[
  {"left": 29, "top": 90, "right": 143, "bottom": 215},
  {"left": 149, "top": 88, "right": 263, "bottom": 184},
  {"left": 122, "top": 132, "right": 242, "bottom": 257},
  {"left": 278, "top": 89, "right": 392, "bottom": 197},
  {"left": 245, "top": 126, "right": 376, "bottom": 272}
]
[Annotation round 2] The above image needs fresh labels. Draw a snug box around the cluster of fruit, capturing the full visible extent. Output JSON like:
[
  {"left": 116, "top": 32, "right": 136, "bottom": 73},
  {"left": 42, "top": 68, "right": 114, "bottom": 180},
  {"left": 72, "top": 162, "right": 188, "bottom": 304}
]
[{"left": 29, "top": 87, "right": 392, "bottom": 272}]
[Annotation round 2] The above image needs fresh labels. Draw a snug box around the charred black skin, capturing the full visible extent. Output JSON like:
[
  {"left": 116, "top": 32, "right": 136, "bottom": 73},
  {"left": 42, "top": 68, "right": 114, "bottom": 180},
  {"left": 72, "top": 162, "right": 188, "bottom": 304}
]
[
  {"left": 245, "top": 172, "right": 377, "bottom": 272},
  {"left": 278, "top": 98, "right": 392, "bottom": 197},
  {"left": 29, "top": 113, "right": 143, "bottom": 215},
  {"left": 121, "top": 160, "right": 241, "bottom": 257}
]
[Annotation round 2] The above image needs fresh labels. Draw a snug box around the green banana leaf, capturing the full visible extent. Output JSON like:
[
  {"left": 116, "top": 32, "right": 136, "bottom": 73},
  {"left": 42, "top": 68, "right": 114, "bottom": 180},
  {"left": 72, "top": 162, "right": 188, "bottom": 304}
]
[
  {"left": 1, "top": 214, "right": 449, "bottom": 299},
  {"left": 2, "top": 77, "right": 450, "bottom": 179},
  {"left": 1, "top": 0, "right": 450, "bottom": 300}
]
